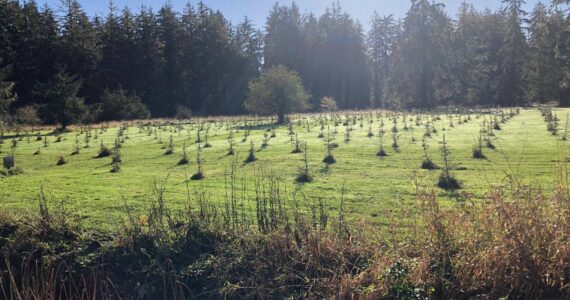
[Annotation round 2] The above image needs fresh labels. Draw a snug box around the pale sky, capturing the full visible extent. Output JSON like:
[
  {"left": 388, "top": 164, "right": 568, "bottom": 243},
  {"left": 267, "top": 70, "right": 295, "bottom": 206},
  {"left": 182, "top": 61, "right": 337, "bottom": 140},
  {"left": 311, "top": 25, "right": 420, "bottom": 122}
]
[{"left": 35, "top": 0, "right": 553, "bottom": 28}]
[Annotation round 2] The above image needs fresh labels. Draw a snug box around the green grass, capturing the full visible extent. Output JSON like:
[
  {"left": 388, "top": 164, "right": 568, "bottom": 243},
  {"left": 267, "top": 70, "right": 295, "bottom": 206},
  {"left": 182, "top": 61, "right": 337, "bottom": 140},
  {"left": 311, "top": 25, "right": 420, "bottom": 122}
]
[{"left": 0, "top": 108, "right": 567, "bottom": 230}]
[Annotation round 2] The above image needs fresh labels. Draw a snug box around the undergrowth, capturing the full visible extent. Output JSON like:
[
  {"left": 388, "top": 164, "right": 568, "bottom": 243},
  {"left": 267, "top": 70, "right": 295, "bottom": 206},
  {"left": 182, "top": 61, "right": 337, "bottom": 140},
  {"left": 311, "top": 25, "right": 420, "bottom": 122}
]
[{"left": 1, "top": 171, "right": 570, "bottom": 299}]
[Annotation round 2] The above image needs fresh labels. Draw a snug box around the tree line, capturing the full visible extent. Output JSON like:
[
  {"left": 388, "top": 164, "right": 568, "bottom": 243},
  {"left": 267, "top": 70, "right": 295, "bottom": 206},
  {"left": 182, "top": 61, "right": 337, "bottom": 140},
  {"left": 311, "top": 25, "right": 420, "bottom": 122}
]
[{"left": 0, "top": 0, "right": 569, "bottom": 126}]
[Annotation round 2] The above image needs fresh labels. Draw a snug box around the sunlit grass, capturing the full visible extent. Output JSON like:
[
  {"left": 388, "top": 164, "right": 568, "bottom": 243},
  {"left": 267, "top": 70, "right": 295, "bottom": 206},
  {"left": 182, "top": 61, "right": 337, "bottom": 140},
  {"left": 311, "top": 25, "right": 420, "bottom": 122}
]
[{"left": 0, "top": 108, "right": 566, "bottom": 231}]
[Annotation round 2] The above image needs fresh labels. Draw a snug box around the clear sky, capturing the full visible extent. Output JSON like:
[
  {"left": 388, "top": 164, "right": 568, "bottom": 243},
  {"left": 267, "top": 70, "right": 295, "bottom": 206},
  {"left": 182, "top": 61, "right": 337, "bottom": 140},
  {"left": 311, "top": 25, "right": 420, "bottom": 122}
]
[{"left": 35, "top": 0, "right": 549, "bottom": 28}]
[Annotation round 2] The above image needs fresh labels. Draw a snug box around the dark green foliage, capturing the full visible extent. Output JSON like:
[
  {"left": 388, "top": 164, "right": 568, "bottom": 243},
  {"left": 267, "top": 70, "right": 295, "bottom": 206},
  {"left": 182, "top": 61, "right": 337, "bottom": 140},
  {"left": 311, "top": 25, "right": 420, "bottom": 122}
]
[
  {"left": 112, "top": 139, "right": 122, "bottom": 164},
  {"left": 296, "top": 143, "right": 312, "bottom": 183},
  {"left": 56, "top": 156, "right": 68, "bottom": 165},
  {"left": 227, "top": 130, "right": 235, "bottom": 155},
  {"left": 97, "top": 143, "right": 112, "bottom": 158},
  {"left": 322, "top": 155, "right": 336, "bottom": 164},
  {"left": 99, "top": 89, "right": 150, "bottom": 121},
  {"left": 34, "top": 69, "right": 89, "bottom": 129},
  {"left": 191, "top": 144, "right": 204, "bottom": 180},
  {"left": 245, "top": 141, "right": 256, "bottom": 163},
  {"left": 0, "top": 0, "right": 569, "bottom": 126},
  {"left": 3, "top": 155, "right": 14, "bottom": 169},
  {"left": 110, "top": 163, "right": 121, "bottom": 173},
  {"left": 0, "top": 166, "right": 23, "bottom": 177},
  {"left": 323, "top": 126, "right": 336, "bottom": 164},
  {"left": 164, "top": 135, "right": 174, "bottom": 155},
  {"left": 438, "top": 135, "right": 461, "bottom": 190},
  {"left": 386, "top": 262, "right": 430, "bottom": 299},
  {"left": 437, "top": 172, "right": 462, "bottom": 190},
  {"left": 178, "top": 143, "right": 189, "bottom": 165},
  {"left": 0, "top": 62, "right": 16, "bottom": 119},
  {"left": 291, "top": 133, "right": 302, "bottom": 154},
  {"left": 472, "top": 135, "right": 486, "bottom": 159}
]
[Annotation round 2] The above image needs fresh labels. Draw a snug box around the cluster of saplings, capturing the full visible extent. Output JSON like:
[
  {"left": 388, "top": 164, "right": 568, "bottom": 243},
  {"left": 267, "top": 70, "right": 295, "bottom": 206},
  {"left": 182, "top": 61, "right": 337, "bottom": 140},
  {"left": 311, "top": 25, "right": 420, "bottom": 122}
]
[
  {"left": 540, "top": 105, "right": 570, "bottom": 141},
  {"left": 0, "top": 107, "right": 524, "bottom": 189}
]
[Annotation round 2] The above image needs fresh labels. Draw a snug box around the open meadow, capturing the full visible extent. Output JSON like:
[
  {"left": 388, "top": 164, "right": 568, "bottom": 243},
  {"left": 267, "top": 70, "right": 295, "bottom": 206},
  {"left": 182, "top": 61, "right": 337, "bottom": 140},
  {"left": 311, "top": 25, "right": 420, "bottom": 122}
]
[{"left": 1, "top": 107, "right": 567, "bottom": 232}]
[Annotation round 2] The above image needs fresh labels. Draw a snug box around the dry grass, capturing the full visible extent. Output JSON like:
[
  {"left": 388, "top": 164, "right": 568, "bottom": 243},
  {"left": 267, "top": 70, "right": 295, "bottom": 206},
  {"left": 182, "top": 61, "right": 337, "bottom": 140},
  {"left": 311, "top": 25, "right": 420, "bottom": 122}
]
[{"left": 2, "top": 176, "right": 570, "bottom": 299}]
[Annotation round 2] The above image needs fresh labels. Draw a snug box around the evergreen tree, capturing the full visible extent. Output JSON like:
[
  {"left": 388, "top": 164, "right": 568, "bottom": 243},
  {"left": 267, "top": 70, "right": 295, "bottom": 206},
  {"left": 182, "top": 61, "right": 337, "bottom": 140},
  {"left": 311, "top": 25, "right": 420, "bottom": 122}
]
[
  {"left": 0, "top": 63, "right": 15, "bottom": 120},
  {"left": 526, "top": 2, "right": 563, "bottom": 103},
  {"left": 497, "top": 0, "right": 527, "bottom": 106},
  {"left": 35, "top": 68, "right": 88, "bottom": 129},
  {"left": 391, "top": 0, "right": 454, "bottom": 108},
  {"left": 368, "top": 13, "right": 397, "bottom": 108},
  {"left": 59, "top": 0, "right": 100, "bottom": 102}
]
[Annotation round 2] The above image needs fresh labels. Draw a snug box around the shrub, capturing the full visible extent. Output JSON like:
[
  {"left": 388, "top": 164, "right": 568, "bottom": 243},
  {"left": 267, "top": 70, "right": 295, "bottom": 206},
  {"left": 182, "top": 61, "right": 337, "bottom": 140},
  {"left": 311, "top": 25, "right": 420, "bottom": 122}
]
[
  {"left": 15, "top": 105, "right": 41, "bottom": 125},
  {"left": 0, "top": 166, "right": 23, "bottom": 177},
  {"left": 175, "top": 104, "right": 192, "bottom": 120},
  {"left": 99, "top": 89, "right": 150, "bottom": 121},
  {"left": 110, "top": 163, "right": 121, "bottom": 173},
  {"left": 320, "top": 96, "right": 338, "bottom": 112},
  {"left": 97, "top": 143, "right": 112, "bottom": 158},
  {"left": 56, "top": 156, "right": 67, "bottom": 165}
]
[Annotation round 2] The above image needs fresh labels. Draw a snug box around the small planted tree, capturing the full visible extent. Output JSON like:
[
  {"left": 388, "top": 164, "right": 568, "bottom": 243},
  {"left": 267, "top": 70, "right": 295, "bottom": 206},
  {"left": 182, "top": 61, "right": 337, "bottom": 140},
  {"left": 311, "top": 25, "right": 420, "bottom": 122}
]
[
  {"left": 344, "top": 126, "right": 351, "bottom": 143},
  {"left": 203, "top": 127, "right": 212, "bottom": 148},
  {"left": 112, "top": 138, "right": 122, "bottom": 164},
  {"left": 97, "top": 141, "right": 112, "bottom": 158},
  {"left": 437, "top": 134, "right": 461, "bottom": 189},
  {"left": 56, "top": 155, "right": 67, "bottom": 166},
  {"left": 377, "top": 127, "right": 387, "bottom": 157},
  {"left": 472, "top": 133, "right": 486, "bottom": 159},
  {"left": 322, "top": 126, "right": 336, "bottom": 164},
  {"left": 84, "top": 131, "right": 90, "bottom": 148},
  {"left": 391, "top": 132, "right": 400, "bottom": 152},
  {"left": 191, "top": 144, "right": 204, "bottom": 180},
  {"left": 292, "top": 133, "right": 302, "bottom": 153},
  {"left": 71, "top": 136, "right": 80, "bottom": 155},
  {"left": 164, "top": 135, "right": 174, "bottom": 155},
  {"left": 424, "top": 123, "right": 432, "bottom": 138},
  {"left": 245, "top": 66, "right": 310, "bottom": 124},
  {"left": 227, "top": 130, "right": 235, "bottom": 155},
  {"left": 178, "top": 142, "right": 189, "bottom": 165},
  {"left": 261, "top": 133, "right": 270, "bottom": 148},
  {"left": 288, "top": 122, "right": 294, "bottom": 136},
  {"left": 245, "top": 140, "right": 256, "bottom": 163},
  {"left": 296, "top": 142, "right": 312, "bottom": 183},
  {"left": 421, "top": 137, "right": 437, "bottom": 169}
]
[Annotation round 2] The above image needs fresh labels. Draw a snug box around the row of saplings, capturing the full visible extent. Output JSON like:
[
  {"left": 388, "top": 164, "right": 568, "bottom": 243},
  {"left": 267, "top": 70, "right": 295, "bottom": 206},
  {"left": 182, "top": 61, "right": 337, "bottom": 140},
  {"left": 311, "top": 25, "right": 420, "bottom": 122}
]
[{"left": 0, "top": 109, "right": 518, "bottom": 189}]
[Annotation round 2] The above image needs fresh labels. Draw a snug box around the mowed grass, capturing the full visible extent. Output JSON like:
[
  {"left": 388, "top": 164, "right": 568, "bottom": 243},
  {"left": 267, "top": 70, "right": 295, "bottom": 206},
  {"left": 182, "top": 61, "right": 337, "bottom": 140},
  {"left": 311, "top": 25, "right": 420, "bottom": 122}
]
[{"left": 0, "top": 108, "right": 567, "bottom": 231}]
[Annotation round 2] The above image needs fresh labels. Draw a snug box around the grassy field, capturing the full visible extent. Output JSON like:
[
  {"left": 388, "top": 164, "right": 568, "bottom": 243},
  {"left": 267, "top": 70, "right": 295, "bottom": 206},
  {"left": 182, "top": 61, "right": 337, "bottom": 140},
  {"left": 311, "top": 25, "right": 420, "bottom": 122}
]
[{"left": 0, "top": 107, "right": 567, "bottom": 230}]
